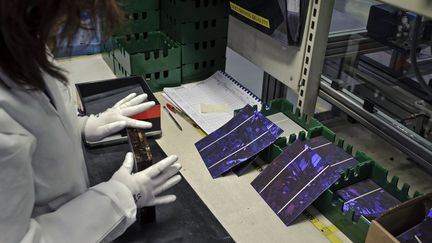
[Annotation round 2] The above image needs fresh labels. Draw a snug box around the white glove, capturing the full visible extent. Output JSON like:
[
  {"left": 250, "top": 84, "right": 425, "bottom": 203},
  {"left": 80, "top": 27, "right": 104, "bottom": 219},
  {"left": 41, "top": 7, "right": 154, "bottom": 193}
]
[
  {"left": 84, "top": 93, "right": 155, "bottom": 142},
  {"left": 111, "top": 153, "right": 182, "bottom": 207}
]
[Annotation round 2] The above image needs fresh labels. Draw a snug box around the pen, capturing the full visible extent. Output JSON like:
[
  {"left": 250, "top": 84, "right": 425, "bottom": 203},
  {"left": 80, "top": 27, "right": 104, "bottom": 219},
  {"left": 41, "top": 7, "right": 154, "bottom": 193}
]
[
  {"left": 163, "top": 105, "right": 183, "bottom": 131},
  {"left": 166, "top": 103, "right": 202, "bottom": 128}
]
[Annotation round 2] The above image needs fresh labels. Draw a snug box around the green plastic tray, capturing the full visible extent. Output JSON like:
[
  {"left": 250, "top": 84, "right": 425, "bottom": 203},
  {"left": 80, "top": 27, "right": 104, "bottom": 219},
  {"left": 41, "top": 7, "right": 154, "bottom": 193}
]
[
  {"left": 161, "top": 0, "right": 228, "bottom": 22},
  {"left": 162, "top": 13, "right": 229, "bottom": 44},
  {"left": 260, "top": 98, "right": 324, "bottom": 131},
  {"left": 181, "top": 38, "right": 227, "bottom": 64},
  {"left": 261, "top": 125, "right": 422, "bottom": 243},
  {"left": 181, "top": 58, "right": 225, "bottom": 82},
  {"left": 113, "top": 32, "right": 181, "bottom": 75},
  {"left": 257, "top": 98, "right": 324, "bottom": 163},
  {"left": 114, "top": 10, "right": 160, "bottom": 36},
  {"left": 119, "top": 0, "right": 159, "bottom": 12}
]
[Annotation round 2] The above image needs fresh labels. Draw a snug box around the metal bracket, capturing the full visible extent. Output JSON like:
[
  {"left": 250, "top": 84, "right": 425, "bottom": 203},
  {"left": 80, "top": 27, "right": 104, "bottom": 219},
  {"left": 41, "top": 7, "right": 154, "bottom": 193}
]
[{"left": 296, "top": 0, "right": 335, "bottom": 115}]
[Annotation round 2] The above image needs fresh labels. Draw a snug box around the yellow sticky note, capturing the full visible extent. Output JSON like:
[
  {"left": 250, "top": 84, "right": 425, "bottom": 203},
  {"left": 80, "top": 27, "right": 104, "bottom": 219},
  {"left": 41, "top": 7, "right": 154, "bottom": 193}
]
[{"left": 200, "top": 103, "right": 230, "bottom": 113}]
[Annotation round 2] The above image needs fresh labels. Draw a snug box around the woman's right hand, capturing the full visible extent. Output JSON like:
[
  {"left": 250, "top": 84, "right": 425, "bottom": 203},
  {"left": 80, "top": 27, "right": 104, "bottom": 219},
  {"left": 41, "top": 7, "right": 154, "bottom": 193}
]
[{"left": 111, "top": 153, "right": 182, "bottom": 207}]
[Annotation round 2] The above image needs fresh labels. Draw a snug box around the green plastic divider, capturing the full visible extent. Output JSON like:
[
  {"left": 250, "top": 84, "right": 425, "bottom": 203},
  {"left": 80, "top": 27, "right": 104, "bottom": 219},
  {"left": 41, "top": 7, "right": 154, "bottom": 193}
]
[
  {"left": 257, "top": 98, "right": 325, "bottom": 161},
  {"left": 113, "top": 32, "right": 181, "bottom": 75},
  {"left": 181, "top": 38, "right": 227, "bottom": 64},
  {"left": 161, "top": 12, "right": 229, "bottom": 44},
  {"left": 119, "top": 0, "right": 159, "bottom": 12},
  {"left": 260, "top": 98, "right": 324, "bottom": 131},
  {"left": 113, "top": 10, "right": 160, "bottom": 36},
  {"left": 181, "top": 58, "right": 225, "bottom": 83},
  {"left": 260, "top": 125, "right": 423, "bottom": 243},
  {"left": 161, "top": 0, "right": 228, "bottom": 22}
]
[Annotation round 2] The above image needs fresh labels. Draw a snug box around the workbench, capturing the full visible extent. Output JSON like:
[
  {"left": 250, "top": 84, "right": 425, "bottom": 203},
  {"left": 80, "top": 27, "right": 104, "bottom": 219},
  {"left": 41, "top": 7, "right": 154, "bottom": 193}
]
[{"left": 58, "top": 54, "right": 352, "bottom": 243}]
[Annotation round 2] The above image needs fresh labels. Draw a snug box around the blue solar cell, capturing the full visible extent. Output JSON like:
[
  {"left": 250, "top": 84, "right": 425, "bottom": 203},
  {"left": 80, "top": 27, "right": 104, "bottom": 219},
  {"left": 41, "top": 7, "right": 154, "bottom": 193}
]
[
  {"left": 336, "top": 179, "right": 400, "bottom": 221},
  {"left": 195, "top": 105, "right": 283, "bottom": 178},
  {"left": 252, "top": 136, "right": 358, "bottom": 225},
  {"left": 397, "top": 208, "right": 432, "bottom": 243}
]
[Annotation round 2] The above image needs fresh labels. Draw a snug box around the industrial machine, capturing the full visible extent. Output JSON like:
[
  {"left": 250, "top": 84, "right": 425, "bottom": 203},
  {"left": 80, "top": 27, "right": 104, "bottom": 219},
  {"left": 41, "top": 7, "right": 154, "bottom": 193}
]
[{"left": 228, "top": 0, "right": 432, "bottom": 174}]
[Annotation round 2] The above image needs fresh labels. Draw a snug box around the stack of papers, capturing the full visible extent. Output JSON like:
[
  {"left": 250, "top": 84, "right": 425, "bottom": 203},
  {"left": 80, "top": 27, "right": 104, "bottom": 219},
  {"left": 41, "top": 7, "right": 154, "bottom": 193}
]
[{"left": 164, "top": 71, "right": 262, "bottom": 134}]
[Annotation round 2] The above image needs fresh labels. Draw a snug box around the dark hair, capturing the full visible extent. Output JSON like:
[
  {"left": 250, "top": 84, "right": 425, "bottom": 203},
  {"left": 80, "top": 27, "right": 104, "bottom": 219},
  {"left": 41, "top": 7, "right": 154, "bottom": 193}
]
[{"left": 0, "top": 0, "right": 123, "bottom": 90}]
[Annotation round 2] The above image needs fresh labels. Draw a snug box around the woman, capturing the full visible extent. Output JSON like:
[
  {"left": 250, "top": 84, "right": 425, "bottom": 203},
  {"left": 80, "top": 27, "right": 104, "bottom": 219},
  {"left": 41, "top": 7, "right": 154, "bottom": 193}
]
[{"left": 0, "top": 1, "right": 182, "bottom": 242}]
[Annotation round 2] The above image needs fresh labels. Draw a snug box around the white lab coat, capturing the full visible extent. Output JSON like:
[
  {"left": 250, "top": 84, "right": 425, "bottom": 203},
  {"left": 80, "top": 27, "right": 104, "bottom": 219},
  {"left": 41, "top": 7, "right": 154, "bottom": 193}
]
[{"left": 0, "top": 69, "right": 136, "bottom": 243}]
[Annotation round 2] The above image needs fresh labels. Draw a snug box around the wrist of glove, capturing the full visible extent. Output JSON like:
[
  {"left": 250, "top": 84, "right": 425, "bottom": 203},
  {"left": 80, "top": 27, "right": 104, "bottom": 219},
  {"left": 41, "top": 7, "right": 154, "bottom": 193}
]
[
  {"left": 111, "top": 153, "right": 182, "bottom": 207},
  {"left": 84, "top": 93, "right": 155, "bottom": 142}
]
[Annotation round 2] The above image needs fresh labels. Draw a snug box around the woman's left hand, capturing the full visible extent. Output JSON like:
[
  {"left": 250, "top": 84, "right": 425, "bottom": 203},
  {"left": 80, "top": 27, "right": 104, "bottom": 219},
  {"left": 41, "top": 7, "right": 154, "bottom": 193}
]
[{"left": 84, "top": 93, "right": 155, "bottom": 142}]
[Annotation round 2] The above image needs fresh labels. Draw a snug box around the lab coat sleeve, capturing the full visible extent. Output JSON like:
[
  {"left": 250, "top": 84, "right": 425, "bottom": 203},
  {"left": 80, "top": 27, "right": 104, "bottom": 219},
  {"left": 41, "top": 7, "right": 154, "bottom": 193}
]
[{"left": 0, "top": 109, "right": 137, "bottom": 243}]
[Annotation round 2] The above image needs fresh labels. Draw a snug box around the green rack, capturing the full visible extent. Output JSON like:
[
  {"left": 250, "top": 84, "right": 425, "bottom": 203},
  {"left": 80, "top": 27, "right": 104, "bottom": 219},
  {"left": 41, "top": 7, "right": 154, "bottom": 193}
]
[
  {"left": 161, "top": 0, "right": 228, "bottom": 22},
  {"left": 113, "top": 32, "right": 181, "bottom": 75}
]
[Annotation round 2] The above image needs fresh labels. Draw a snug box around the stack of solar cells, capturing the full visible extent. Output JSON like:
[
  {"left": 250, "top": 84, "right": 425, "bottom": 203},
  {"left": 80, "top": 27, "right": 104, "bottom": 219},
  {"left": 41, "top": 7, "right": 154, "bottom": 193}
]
[
  {"left": 335, "top": 179, "right": 400, "bottom": 221},
  {"left": 251, "top": 136, "right": 359, "bottom": 225}
]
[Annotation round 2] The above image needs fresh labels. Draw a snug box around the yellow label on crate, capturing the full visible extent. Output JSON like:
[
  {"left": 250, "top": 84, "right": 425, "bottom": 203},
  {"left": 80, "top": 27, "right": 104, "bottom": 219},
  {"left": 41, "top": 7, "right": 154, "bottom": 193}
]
[{"left": 229, "top": 2, "right": 270, "bottom": 29}]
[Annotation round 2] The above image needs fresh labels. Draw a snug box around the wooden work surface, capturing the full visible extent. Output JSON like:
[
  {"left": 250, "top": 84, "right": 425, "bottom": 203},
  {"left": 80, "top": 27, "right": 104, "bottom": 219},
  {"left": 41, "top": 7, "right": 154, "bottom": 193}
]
[{"left": 58, "top": 54, "right": 351, "bottom": 243}]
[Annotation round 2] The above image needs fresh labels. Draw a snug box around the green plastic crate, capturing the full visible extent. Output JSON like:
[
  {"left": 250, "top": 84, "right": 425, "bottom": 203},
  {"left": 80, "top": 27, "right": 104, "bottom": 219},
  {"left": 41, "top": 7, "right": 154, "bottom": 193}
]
[
  {"left": 119, "top": 0, "right": 159, "bottom": 12},
  {"left": 114, "top": 58, "right": 128, "bottom": 78},
  {"left": 181, "top": 58, "right": 225, "bottom": 82},
  {"left": 161, "top": 0, "right": 228, "bottom": 22},
  {"left": 181, "top": 38, "right": 227, "bottom": 64},
  {"left": 102, "top": 51, "right": 115, "bottom": 73},
  {"left": 143, "top": 68, "right": 182, "bottom": 92},
  {"left": 262, "top": 125, "right": 422, "bottom": 243},
  {"left": 114, "top": 60, "right": 181, "bottom": 92},
  {"left": 113, "top": 10, "right": 160, "bottom": 36},
  {"left": 113, "top": 32, "right": 181, "bottom": 75},
  {"left": 162, "top": 13, "right": 229, "bottom": 44}
]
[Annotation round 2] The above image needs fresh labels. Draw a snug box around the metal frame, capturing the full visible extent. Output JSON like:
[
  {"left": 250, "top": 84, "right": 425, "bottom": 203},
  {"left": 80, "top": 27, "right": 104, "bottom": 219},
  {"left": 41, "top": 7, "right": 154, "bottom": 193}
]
[
  {"left": 261, "top": 72, "right": 288, "bottom": 103},
  {"left": 228, "top": 0, "right": 432, "bottom": 171},
  {"left": 228, "top": 0, "right": 335, "bottom": 115},
  {"left": 320, "top": 78, "right": 432, "bottom": 174}
]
